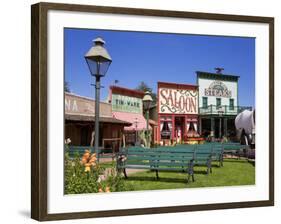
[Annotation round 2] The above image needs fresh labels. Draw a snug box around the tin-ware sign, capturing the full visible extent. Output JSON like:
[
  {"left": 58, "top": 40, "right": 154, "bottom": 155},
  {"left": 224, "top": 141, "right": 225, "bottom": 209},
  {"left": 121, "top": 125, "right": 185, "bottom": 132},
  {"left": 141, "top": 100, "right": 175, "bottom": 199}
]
[
  {"left": 112, "top": 94, "right": 143, "bottom": 114},
  {"left": 159, "top": 88, "right": 198, "bottom": 114}
]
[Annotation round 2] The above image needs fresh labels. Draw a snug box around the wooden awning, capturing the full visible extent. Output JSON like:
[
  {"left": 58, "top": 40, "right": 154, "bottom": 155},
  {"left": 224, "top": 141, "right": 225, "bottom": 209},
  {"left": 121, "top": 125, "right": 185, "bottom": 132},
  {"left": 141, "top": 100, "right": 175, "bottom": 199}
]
[
  {"left": 112, "top": 111, "right": 151, "bottom": 130},
  {"left": 65, "top": 114, "right": 132, "bottom": 126}
]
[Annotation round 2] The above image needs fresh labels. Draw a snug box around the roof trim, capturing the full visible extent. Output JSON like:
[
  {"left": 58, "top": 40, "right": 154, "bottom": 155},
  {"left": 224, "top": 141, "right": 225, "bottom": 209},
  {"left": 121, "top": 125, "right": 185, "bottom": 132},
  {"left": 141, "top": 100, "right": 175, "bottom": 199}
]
[
  {"left": 65, "top": 114, "right": 132, "bottom": 125},
  {"left": 110, "top": 85, "right": 145, "bottom": 98},
  {"left": 196, "top": 71, "right": 240, "bottom": 81},
  {"left": 158, "top": 81, "right": 198, "bottom": 90},
  {"left": 65, "top": 92, "right": 111, "bottom": 105}
]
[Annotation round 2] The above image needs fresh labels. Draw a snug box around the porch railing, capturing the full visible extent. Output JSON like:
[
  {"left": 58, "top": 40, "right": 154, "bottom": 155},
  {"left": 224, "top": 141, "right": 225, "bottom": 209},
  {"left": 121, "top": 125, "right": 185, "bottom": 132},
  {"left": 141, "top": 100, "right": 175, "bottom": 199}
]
[{"left": 199, "top": 105, "right": 252, "bottom": 115}]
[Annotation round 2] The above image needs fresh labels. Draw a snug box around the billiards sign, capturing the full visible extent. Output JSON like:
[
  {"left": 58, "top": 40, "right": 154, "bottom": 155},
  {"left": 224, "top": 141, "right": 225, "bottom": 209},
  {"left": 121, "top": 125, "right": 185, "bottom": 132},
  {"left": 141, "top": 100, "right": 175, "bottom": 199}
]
[
  {"left": 159, "top": 88, "right": 198, "bottom": 114},
  {"left": 204, "top": 81, "right": 232, "bottom": 98}
]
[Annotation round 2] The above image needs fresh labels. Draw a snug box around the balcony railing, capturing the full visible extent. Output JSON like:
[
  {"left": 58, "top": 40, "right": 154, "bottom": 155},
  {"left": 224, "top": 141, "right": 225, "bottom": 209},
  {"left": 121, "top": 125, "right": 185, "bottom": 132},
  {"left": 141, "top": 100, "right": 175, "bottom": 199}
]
[{"left": 199, "top": 105, "right": 252, "bottom": 115}]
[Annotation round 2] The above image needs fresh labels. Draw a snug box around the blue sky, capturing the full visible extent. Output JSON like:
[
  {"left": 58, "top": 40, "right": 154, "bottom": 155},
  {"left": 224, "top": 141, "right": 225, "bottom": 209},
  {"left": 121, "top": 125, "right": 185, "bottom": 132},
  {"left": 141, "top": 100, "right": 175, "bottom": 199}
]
[{"left": 64, "top": 28, "right": 255, "bottom": 107}]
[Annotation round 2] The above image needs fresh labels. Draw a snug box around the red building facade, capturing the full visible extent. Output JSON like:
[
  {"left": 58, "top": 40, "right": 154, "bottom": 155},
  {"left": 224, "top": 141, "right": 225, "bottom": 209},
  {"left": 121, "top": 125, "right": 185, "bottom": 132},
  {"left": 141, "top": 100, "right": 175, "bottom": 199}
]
[
  {"left": 157, "top": 82, "right": 199, "bottom": 145},
  {"left": 108, "top": 86, "right": 151, "bottom": 146}
]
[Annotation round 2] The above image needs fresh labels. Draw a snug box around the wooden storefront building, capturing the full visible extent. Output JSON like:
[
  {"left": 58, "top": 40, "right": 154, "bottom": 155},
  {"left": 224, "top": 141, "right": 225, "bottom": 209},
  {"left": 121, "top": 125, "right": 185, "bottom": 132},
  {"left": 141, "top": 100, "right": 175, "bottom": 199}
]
[
  {"left": 157, "top": 82, "right": 200, "bottom": 145},
  {"left": 108, "top": 86, "right": 152, "bottom": 146},
  {"left": 197, "top": 71, "right": 251, "bottom": 140},
  {"left": 64, "top": 92, "right": 131, "bottom": 153}
]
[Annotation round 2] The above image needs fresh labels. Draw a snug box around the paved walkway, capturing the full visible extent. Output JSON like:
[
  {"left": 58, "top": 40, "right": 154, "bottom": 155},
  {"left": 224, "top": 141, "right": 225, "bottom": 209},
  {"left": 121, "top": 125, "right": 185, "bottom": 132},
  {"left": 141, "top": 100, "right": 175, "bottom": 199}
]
[
  {"left": 103, "top": 167, "right": 144, "bottom": 177},
  {"left": 125, "top": 168, "right": 145, "bottom": 176},
  {"left": 99, "top": 157, "right": 115, "bottom": 163}
]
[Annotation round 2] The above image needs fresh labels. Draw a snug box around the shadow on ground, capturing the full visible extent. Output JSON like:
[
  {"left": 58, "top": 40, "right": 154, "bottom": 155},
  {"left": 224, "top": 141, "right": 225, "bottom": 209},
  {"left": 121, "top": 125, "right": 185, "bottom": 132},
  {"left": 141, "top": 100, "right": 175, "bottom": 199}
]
[{"left": 18, "top": 210, "right": 30, "bottom": 218}]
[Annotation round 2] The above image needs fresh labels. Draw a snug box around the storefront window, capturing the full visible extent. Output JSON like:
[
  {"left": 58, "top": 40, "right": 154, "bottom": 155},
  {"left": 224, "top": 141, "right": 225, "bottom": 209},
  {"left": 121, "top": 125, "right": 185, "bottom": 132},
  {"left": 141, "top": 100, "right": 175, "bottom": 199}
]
[
  {"left": 216, "top": 98, "right": 221, "bottom": 109},
  {"left": 160, "top": 116, "right": 172, "bottom": 140},
  {"left": 202, "top": 97, "right": 208, "bottom": 108},
  {"left": 229, "top": 98, "right": 234, "bottom": 110},
  {"left": 186, "top": 121, "right": 199, "bottom": 138}
]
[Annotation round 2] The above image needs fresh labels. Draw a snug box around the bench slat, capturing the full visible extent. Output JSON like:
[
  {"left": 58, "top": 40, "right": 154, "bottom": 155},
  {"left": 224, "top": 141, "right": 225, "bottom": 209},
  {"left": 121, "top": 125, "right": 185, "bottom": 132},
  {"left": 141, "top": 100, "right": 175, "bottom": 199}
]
[
  {"left": 119, "top": 165, "right": 189, "bottom": 171},
  {"left": 126, "top": 156, "right": 194, "bottom": 161},
  {"left": 125, "top": 151, "right": 194, "bottom": 155},
  {"left": 127, "top": 149, "right": 195, "bottom": 153},
  {"left": 126, "top": 161, "right": 191, "bottom": 167}
]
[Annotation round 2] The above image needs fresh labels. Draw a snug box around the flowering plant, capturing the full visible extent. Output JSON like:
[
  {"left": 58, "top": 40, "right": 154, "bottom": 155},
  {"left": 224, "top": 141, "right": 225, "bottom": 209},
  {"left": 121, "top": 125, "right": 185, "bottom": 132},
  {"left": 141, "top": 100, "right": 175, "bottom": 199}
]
[
  {"left": 81, "top": 150, "right": 97, "bottom": 172},
  {"left": 64, "top": 150, "right": 132, "bottom": 194}
]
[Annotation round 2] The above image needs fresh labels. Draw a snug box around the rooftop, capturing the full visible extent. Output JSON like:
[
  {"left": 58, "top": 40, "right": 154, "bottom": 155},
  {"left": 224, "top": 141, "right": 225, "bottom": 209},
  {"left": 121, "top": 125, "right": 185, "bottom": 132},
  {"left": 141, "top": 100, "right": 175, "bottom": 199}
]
[
  {"left": 65, "top": 92, "right": 110, "bottom": 105},
  {"left": 158, "top": 81, "right": 198, "bottom": 90},
  {"left": 196, "top": 71, "right": 239, "bottom": 82},
  {"left": 110, "top": 85, "right": 145, "bottom": 98},
  {"left": 65, "top": 114, "right": 132, "bottom": 126}
]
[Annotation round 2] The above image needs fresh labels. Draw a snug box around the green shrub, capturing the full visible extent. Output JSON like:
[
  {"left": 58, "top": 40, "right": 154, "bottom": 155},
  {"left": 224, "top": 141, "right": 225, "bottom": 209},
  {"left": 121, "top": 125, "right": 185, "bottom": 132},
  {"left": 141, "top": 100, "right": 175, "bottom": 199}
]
[
  {"left": 64, "top": 152, "right": 103, "bottom": 194},
  {"left": 104, "top": 164, "right": 134, "bottom": 192},
  {"left": 64, "top": 152, "right": 133, "bottom": 194}
]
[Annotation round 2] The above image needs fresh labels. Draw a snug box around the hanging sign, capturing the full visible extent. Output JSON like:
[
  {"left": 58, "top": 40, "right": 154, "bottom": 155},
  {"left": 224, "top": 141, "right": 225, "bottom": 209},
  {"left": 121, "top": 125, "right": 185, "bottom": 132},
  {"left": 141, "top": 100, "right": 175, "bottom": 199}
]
[
  {"left": 159, "top": 88, "right": 198, "bottom": 114},
  {"left": 112, "top": 94, "right": 143, "bottom": 114},
  {"left": 65, "top": 93, "right": 112, "bottom": 117},
  {"left": 204, "top": 81, "right": 232, "bottom": 98}
]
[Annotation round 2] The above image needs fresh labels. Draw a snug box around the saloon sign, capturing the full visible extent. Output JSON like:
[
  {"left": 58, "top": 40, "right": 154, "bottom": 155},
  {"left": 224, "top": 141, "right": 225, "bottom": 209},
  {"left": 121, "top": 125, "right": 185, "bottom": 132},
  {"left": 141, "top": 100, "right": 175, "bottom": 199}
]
[
  {"left": 159, "top": 88, "right": 198, "bottom": 114},
  {"left": 204, "top": 81, "right": 232, "bottom": 98}
]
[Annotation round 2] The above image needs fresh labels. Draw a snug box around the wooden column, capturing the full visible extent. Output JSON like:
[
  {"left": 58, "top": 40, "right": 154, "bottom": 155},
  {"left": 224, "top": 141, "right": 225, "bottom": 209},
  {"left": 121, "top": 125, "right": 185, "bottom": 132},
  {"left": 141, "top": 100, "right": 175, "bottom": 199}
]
[
  {"left": 172, "top": 114, "right": 175, "bottom": 144},
  {"left": 211, "top": 117, "right": 215, "bottom": 138},
  {"left": 157, "top": 115, "right": 161, "bottom": 143},
  {"left": 184, "top": 116, "right": 187, "bottom": 141},
  {"left": 224, "top": 117, "right": 228, "bottom": 137},
  {"left": 199, "top": 117, "right": 202, "bottom": 135}
]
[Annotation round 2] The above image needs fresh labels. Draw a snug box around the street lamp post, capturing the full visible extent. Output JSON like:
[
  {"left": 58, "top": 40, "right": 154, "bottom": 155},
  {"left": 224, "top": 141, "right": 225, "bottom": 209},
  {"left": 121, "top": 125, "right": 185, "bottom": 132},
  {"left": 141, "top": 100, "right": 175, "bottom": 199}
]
[
  {"left": 85, "top": 37, "right": 112, "bottom": 162},
  {"left": 142, "top": 91, "right": 153, "bottom": 147},
  {"left": 134, "top": 117, "right": 139, "bottom": 145}
]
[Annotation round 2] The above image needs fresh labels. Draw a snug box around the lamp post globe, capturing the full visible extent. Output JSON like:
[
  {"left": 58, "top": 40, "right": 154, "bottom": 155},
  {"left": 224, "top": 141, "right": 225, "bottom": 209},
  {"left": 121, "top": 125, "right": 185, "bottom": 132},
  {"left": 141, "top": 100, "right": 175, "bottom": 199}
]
[
  {"left": 84, "top": 37, "right": 112, "bottom": 161},
  {"left": 143, "top": 91, "right": 153, "bottom": 111},
  {"left": 142, "top": 91, "right": 153, "bottom": 147},
  {"left": 85, "top": 37, "right": 112, "bottom": 77}
]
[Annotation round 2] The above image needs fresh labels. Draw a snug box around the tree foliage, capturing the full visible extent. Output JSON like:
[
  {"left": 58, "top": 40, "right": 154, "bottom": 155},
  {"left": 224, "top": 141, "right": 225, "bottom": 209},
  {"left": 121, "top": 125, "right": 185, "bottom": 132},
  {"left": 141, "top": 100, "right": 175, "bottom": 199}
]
[
  {"left": 135, "top": 81, "right": 157, "bottom": 105},
  {"left": 64, "top": 81, "right": 70, "bottom": 92},
  {"left": 135, "top": 81, "right": 152, "bottom": 92}
]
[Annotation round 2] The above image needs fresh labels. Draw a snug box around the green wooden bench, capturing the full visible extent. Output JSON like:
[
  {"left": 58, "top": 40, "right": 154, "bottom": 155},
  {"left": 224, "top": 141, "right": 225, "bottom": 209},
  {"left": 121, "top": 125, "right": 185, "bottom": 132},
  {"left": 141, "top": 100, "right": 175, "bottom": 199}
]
[
  {"left": 222, "top": 143, "right": 249, "bottom": 158},
  {"left": 211, "top": 145, "right": 224, "bottom": 167},
  {"left": 156, "top": 145, "right": 212, "bottom": 174},
  {"left": 66, "top": 146, "right": 115, "bottom": 160},
  {"left": 117, "top": 144, "right": 220, "bottom": 181},
  {"left": 174, "top": 144, "right": 223, "bottom": 170},
  {"left": 117, "top": 148, "right": 195, "bottom": 182},
  {"left": 66, "top": 146, "right": 95, "bottom": 157},
  {"left": 194, "top": 145, "right": 213, "bottom": 174}
]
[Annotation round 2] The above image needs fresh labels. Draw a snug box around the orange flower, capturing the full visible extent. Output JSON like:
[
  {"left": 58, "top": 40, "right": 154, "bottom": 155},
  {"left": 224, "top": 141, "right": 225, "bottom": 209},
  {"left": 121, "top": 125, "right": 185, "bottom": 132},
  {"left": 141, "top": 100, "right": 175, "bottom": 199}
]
[
  {"left": 84, "top": 163, "right": 91, "bottom": 172},
  {"left": 105, "top": 186, "right": 110, "bottom": 193},
  {"left": 89, "top": 153, "right": 97, "bottom": 164},
  {"left": 98, "top": 188, "right": 103, "bottom": 193},
  {"left": 81, "top": 150, "right": 90, "bottom": 164},
  {"left": 81, "top": 157, "right": 88, "bottom": 164}
]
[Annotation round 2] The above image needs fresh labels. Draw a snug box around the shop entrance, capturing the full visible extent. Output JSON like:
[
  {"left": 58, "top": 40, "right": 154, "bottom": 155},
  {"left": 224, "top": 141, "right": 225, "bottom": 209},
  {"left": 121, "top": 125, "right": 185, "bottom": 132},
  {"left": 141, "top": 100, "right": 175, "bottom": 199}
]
[
  {"left": 175, "top": 116, "right": 185, "bottom": 142},
  {"left": 214, "top": 118, "right": 224, "bottom": 139},
  {"left": 201, "top": 118, "right": 211, "bottom": 137}
]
